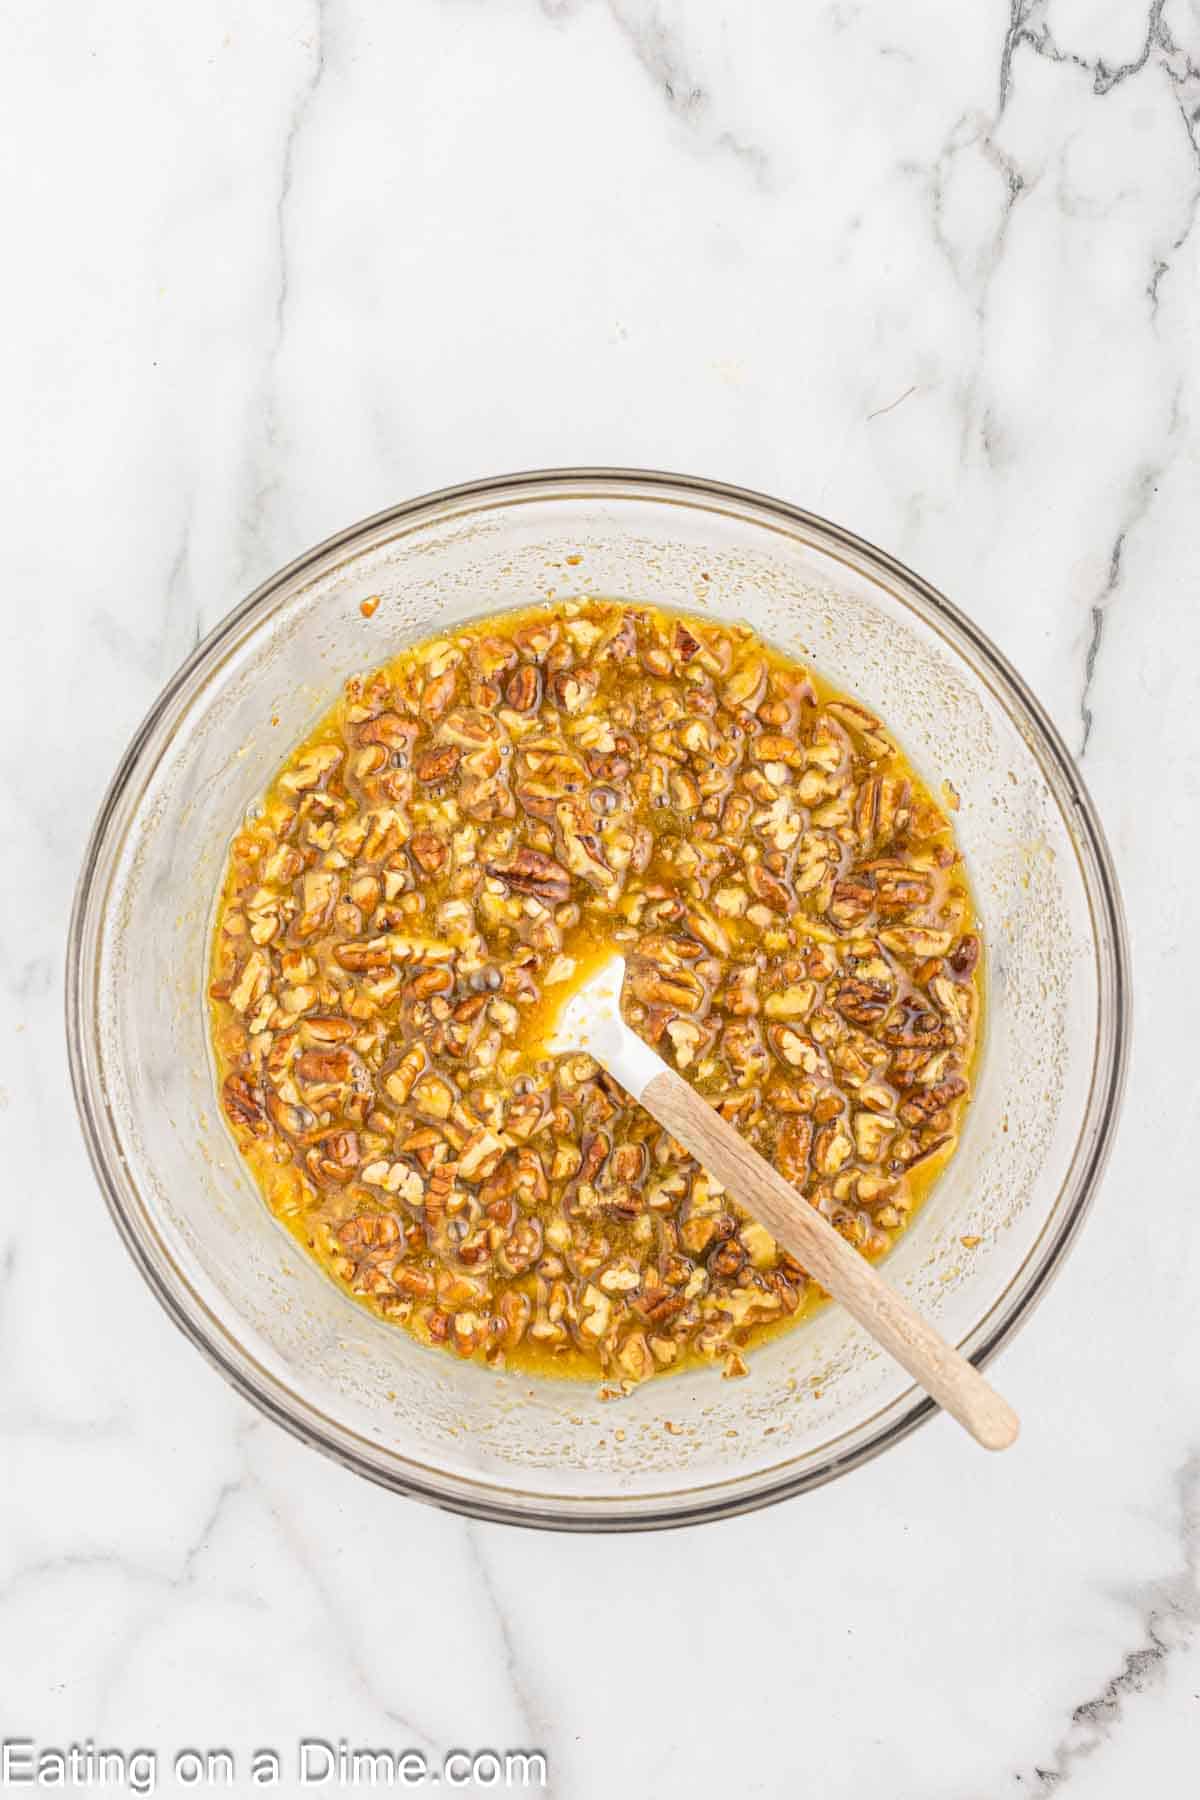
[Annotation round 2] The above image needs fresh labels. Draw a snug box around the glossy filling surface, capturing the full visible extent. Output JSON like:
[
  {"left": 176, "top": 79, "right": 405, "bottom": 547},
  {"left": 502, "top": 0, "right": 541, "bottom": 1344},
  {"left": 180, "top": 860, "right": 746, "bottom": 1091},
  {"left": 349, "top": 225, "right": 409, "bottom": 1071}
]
[{"left": 209, "top": 602, "right": 980, "bottom": 1385}]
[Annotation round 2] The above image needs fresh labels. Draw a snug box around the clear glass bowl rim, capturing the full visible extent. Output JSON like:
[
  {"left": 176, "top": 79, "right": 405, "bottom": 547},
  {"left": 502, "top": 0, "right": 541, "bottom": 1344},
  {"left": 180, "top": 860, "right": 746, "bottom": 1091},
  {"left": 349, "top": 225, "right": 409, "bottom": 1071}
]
[{"left": 66, "top": 467, "right": 1131, "bottom": 1531}]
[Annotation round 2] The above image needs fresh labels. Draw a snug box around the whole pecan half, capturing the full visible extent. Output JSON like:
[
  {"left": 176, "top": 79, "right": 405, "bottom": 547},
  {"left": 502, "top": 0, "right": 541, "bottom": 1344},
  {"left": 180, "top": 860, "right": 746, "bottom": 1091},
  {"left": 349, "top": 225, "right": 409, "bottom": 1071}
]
[{"left": 485, "top": 847, "right": 571, "bottom": 903}]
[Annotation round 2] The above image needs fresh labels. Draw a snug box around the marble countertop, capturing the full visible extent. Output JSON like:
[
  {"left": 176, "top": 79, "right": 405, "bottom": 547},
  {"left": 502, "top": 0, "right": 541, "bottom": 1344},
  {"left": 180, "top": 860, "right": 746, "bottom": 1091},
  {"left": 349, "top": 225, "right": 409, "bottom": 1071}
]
[{"left": 4, "top": 2, "right": 1199, "bottom": 1794}]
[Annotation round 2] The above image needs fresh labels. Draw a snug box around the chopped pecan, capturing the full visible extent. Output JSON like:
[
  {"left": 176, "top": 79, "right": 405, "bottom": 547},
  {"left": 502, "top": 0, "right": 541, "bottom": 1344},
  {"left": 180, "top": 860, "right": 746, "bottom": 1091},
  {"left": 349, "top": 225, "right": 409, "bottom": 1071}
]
[
  {"left": 747, "top": 863, "right": 791, "bottom": 914},
  {"left": 505, "top": 665, "right": 542, "bottom": 711},
  {"left": 549, "top": 667, "right": 599, "bottom": 713},
  {"left": 359, "top": 712, "right": 418, "bottom": 752},
  {"left": 883, "top": 1000, "right": 945, "bottom": 1049},
  {"left": 497, "top": 1216, "right": 543, "bottom": 1276},
  {"left": 421, "top": 669, "right": 458, "bottom": 718},
  {"left": 874, "top": 866, "right": 933, "bottom": 916},
  {"left": 829, "top": 977, "right": 890, "bottom": 1026},
  {"left": 307, "top": 1130, "right": 360, "bottom": 1185},
  {"left": 223, "top": 1074, "right": 268, "bottom": 1136},
  {"left": 334, "top": 938, "right": 394, "bottom": 972},
  {"left": 828, "top": 876, "right": 874, "bottom": 928},
  {"left": 296, "top": 1048, "right": 351, "bottom": 1085},
  {"left": 410, "top": 830, "right": 448, "bottom": 875},
  {"left": 898, "top": 1078, "right": 967, "bottom": 1125},
  {"left": 777, "top": 1116, "right": 812, "bottom": 1185},
  {"left": 948, "top": 934, "right": 980, "bottom": 978},
  {"left": 486, "top": 847, "right": 571, "bottom": 903},
  {"left": 414, "top": 744, "right": 461, "bottom": 784}
]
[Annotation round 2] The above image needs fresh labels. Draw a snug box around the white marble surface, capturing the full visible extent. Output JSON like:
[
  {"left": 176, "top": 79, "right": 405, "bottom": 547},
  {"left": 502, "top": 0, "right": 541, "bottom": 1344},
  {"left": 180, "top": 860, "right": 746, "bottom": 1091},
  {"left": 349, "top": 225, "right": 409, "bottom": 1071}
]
[{"left": 3, "top": 1, "right": 1199, "bottom": 1794}]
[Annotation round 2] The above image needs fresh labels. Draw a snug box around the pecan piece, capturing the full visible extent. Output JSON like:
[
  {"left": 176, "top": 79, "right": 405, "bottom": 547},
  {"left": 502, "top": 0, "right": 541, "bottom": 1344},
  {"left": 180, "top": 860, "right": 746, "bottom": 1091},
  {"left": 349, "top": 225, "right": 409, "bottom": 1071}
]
[
  {"left": 359, "top": 712, "right": 418, "bottom": 752},
  {"left": 279, "top": 742, "right": 343, "bottom": 792},
  {"left": 549, "top": 667, "right": 598, "bottom": 713},
  {"left": 855, "top": 775, "right": 910, "bottom": 850},
  {"left": 497, "top": 1290, "right": 532, "bottom": 1345},
  {"left": 812, "top": 1119, "right": 853, "bottom": 1175},
  {"left": 879, "top": 926, "right": 953, "bottom": 961},
  {"left": 385, "top": 1045, "right": 426, "bottom": 1104},
  {"left": 829, "top": 977, "right": 890, "bottom": 1026},
  {"left": 630, "top": 964, "right": 706, "bottom": 1012},
  {"left": 748, "top": 864, "right": 792, "bottom": 914},
  {"left": 828, "top": 877, "right": 874, "bottom": 929},
  {"left": 723, "top": 659, "right": 767, "bottom": 709},
  {"left": 414, "top": 744, "right": 461, "bottom": 783},
  {"left": 333, "top": 938, "right": 394, "bottom": 972},
  {"left": 709, "top": 1239, "right": 746, "bottom": 1278},
  {"left": 497, "top": 1216, "right": 543, "bottom": 1276},
  {"left": 556, "top": 810, "right": 612, "bottom": 889},
  {"left": 578, "top": 1131, "right": 611, "bottom": 1186},
  {"left": 302, "top": 1014, "right": 355, "bottom": 1045},
  {"left": 458, "top": 1129, "right": 507, "bottom": 1183},
  {"left": 394, "top": 1265, "right": 436, "bottom": 1299},
  {"left": 674, "top": 621, "right": 702, "bottom": 662},
  {"left": 777, "top": 1116, "right": 812, "bottom": 1185},
  {"left": 475, "top": 635, "right": 518, "bottom": 678},
  {"left": 410, "top": 831, "right": 448, "bottom": 876},
  {"left": 630, "top": 1290, "right": 685, "bottom": 1328},
  {"left": 505, "top": 1091, "right": 545, "bottom": 1139},
  {"left": 222, "top": 1074, "right": 268, "bottom": 1136},
  {"left": 421, "top": 669, "right": 458, "bottom": 718},
  {"left": 486, "top": 847, "right": 571, "bottom": 903},
  {"left": 874, "top": 867, "right": 933, "bottom": 916},
  {"left": 307, "top": 1130, "right": 360, "bottom": 1184},
  {"left": 883, "top": 1001, "right": 945, "bottom": 1049},
  {"left": 296, "top": 1048, "right": 351, "bottom": 1085},
  {"left": 407, "top": 967, "right": 453, "bottom": 999},
  {"left": 768, "top": 1025, "right": 820, "bottom": 1072},
  {"left": 948, "top": 934, "right": 980, "bottom": 979},
  {"left": 505, "top": 665, "right": 541, "bottom": 711},
  {"left": 337, "top": 1212, "right": 400, "bottom": 1254},
  {"left": 898, "top": 1077, "right": 967, "bottom": 1125}
]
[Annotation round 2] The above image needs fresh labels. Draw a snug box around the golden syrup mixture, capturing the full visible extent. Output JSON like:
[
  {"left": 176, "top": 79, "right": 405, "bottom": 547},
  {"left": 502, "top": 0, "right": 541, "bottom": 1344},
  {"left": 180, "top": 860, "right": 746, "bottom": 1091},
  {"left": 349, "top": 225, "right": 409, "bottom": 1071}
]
[{"left": 209, "top": 602, "right": 980, "bottom": 1386}]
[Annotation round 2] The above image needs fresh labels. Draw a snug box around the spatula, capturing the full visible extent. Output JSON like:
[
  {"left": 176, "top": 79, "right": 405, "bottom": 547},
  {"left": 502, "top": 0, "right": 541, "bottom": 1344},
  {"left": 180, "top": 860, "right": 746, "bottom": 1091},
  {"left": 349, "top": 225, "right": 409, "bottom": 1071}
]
[{"left": 544, "top": 954, "right": 1018, "bottom": 1450}]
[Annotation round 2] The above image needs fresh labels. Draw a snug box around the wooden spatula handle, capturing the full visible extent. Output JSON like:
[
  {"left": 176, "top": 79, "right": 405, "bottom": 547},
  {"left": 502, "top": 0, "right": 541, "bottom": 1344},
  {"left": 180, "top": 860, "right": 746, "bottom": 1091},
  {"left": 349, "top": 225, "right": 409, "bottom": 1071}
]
[{"left": 643, "top": 1066, "right": 1019, "bottom": 1451}]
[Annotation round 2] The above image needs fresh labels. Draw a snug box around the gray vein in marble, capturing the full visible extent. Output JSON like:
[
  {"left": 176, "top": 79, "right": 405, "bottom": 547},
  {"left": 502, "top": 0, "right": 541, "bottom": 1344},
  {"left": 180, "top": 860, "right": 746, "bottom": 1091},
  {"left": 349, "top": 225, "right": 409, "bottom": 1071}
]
[
  {"left": 1077, "top": 387, "right": 1177, "bottom": 758},
  {"left": 0, "top": 1412, "right": 432, "bottom": 1749},
  {"left": 1000, "top": 0, "right": 1165, "bottom": 113},
  {"left": 1000, "top": 0, "right": 1200, "bottom": 316},
  {"left": 162, "top": 517, "right": 200, "bottom": 675},
  {"left": 0, "top": 1551, "right": 169, "bottom": 1616},
  {"left": 604, "top": 0, "right": 771, "bottom": 188},
  {"left": 258, "top": 1443, "right": 438, "bottom": 1749},
  {"left": 927, "top": 118, "right": 1028, "bottom": 315},
  {"left": 84, "top": 511, "right": 198, "bottom": 689},
  {"left": 0, "top": 1240, "right": 16, "bottom": 1320},
  {"left": 10, "top": 955, "right": 52, "bottom": 1000},
  {"left": 0, "top": 1410, "right": 130, "bottom": 1444},
  {"left": 88, "top": 605, "right": 165, "bottom": 691},
  {"left": 463, "top": 1527, "right": 556, "bottom": 1799},
  {"left": 241, "top": 0, "right": 328, "bottom": 581},
  {"left": 272, "top": 4, "right": 327, "bottom": 353},
  {"left": 1153, "top": 29, "right": 1200, "bottom": 315},
  {"left": 916, "top": 115, "right": 1030, "bottom": 472},
  {"left": 178, "top": 1470, "right": 245, "bottom": 1588},
  {"left": 87, "top": 1469, "right": 251, "bottom": 1728},
  {"left": 1018, "top": 1452, "right": 1200, "bottom": 1791}
]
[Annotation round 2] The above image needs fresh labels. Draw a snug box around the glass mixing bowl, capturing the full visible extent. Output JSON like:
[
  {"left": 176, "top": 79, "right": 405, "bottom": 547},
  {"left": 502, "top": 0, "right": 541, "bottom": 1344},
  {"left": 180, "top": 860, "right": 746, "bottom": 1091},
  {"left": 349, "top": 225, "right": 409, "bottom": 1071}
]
[{"left": 66, "top": 470, "right": 1129, "bottom": 1529}]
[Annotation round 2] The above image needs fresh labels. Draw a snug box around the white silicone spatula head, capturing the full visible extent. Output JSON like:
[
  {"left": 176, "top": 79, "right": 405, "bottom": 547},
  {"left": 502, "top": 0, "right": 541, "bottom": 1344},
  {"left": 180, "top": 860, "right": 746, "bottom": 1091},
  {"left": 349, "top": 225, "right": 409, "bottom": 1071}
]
[{"left": 542, "top": 954, "right": 661, "bottom": 1100}]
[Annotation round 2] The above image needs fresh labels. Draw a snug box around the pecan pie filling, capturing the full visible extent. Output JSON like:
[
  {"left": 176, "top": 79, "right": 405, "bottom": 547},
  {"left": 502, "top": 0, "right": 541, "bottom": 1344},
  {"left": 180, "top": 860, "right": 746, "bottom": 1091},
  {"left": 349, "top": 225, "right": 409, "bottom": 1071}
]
[{"left": 209, "top": 602, "right": 980, "bottom": 1384}]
